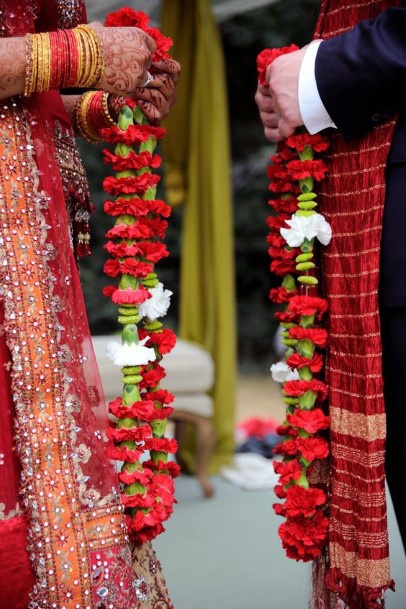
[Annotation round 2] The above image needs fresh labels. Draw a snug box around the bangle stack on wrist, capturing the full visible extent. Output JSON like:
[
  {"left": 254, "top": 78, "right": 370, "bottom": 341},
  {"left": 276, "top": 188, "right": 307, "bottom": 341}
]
[
  {"left": 74, "top": 90, "right": 116, "bottom": 143},
  {"left": 24, "top": 24, "right": 104, "bottom": 97}
]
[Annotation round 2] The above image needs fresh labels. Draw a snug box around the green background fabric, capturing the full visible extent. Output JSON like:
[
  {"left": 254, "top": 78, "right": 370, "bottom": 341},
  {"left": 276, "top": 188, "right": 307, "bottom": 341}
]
[{"left": 162, "top": 0, "right": 237, "bottom": 471}]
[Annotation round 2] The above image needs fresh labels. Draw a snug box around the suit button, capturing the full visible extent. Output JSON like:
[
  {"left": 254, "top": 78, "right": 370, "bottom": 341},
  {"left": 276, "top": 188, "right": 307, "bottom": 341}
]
[{"left": 371, "top": 113, "right": 382, "bottom": 124}]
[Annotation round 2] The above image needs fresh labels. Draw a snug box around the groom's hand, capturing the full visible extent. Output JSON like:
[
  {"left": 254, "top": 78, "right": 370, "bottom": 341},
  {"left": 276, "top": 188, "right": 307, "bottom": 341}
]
[{"left": 265, "top": 46, "right": 308, "bottom": 139}]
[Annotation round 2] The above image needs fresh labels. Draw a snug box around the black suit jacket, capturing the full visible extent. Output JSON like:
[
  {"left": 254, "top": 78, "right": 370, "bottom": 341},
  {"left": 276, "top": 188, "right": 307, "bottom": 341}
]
[{"left": 315, "top": 7, "right": 406, "bottom": 305}]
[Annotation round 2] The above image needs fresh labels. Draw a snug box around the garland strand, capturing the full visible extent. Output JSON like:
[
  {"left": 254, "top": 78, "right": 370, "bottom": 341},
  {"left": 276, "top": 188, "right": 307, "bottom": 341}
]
[
  {"left": 257, "top": 48, "right": 333, "bottom": 561},
  {"left": 101, "top": 8, "right": 179, "bottom": 544}
]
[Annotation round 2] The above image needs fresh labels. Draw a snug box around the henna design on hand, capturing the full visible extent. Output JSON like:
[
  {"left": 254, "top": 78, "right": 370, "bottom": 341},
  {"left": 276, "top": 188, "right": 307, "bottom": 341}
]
[
  {"left": 0, "top": 37, "right": 26, "bottom": 98},
  {"left": 132, "top": 58, "right": 181, "bottom": 125},
  {"left": 93, "top": 24, "right": 156, "bottom": 97},
  {"left": 107, "top": 94, "right": 127, "bottom": 122}
]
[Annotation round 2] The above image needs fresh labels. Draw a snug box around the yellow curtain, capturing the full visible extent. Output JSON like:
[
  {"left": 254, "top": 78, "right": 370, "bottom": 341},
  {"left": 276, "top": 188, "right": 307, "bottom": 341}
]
[{"left": 161, "top": 0, "right": 237, "bottom": 471}]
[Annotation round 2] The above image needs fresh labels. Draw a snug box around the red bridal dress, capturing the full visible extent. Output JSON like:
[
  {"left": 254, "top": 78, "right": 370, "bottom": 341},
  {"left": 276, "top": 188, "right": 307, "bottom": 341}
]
[{"left": 0, "top": 2, "right": 173, "bottom": 608}]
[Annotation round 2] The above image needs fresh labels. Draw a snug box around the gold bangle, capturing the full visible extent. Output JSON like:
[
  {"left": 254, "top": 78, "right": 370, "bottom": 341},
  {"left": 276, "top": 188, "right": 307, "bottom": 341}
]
[
  {"left": 39, "top": 33, "right": 51, "bottom": 93},
  {"left": 101, "top": 93, "right": 116, "bottom": 126},
  {"left": 24, "top": 32, "right": 53, "bottom": 96},
  {"left": 74, "top": 25, "right": 105, "bottom": 89},
  {"left": 24, "top": 26, "right": 105, "bottom": 96},
  {"left": 74, "top": 91, "right": 103, "bottom": 144},
  {"left": 24, "top": 34, "right": 34, "bottom": 97}
]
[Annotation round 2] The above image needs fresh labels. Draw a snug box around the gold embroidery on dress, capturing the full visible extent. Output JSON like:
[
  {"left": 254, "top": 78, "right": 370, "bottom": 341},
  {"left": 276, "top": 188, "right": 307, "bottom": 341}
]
[{"left": 54, "top": 121, "right": 92, "bottom": 257}]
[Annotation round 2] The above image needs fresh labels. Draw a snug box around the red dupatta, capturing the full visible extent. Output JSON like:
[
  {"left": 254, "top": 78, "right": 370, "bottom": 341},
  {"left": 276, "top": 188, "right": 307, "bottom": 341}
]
[{"left": 312, "top": 1, "right": 403, "bottom": 607}]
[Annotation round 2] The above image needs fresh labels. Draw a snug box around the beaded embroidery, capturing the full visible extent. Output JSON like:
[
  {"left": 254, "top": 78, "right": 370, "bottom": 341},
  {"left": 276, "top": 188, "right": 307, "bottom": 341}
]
[
  {"left": 54, "top": 121, "right": 93, "bottom": 257},
  {"left": 55, "top": 0, "right": 83, "bottom": 29},
  {"left": 0, "top": 0, "right": 38, "bottom": 36},
  {"left": 0, "top": 99, "right": 139, "bottom": 609},
  {"left": 0, "top": 1, "right": 83, "bottom": 35}
]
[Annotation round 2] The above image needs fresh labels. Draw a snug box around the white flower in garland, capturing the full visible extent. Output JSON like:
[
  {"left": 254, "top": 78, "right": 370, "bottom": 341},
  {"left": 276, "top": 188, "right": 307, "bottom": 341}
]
[
  {"left": 271, "top": 361, "right": 300, "bottom": 383},
  {"left": 138, "top": 282, "right": 173, "bottom": 320},
  {"left": 280, "top": 213, "right": 332, "bottom": 248},
  {"left": 106, "top": 337, "right": 156, "bottom": 367}
]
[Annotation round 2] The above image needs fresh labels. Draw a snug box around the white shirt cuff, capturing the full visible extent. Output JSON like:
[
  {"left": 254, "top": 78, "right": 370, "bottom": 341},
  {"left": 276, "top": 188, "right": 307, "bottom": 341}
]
[{"left": 298, "top": 40, "right": 337, "bottom": 134}]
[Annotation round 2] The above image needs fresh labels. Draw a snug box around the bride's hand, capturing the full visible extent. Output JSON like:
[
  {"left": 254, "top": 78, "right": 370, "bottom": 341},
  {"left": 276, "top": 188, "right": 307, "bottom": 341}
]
[
  {"left": 133, "top": 58, "right": 181, "bottom": 125},
  {"left": 89, "top": 22, "right": 157, "bottom": 97}
]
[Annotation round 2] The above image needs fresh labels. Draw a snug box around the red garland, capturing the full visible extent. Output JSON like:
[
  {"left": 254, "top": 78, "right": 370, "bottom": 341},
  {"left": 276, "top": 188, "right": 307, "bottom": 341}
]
[
  {"left": 101, "top": 9, "right": 180, "bottom": 544},
  {"left": 257, "top": 47, "right": 332, "bottom": 562}
]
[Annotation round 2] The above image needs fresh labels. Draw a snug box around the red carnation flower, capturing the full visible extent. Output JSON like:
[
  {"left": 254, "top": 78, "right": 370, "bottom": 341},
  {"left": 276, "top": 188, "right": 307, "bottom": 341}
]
[
  {"left": 267, "top": 164, "right": 291, "bottom": 180},
  {"left": 286, "top": 352, "right": 323, "bottom": 373},
  {"left": 105, "top": 8, "right": 150, "bottom": 29},
  {"left": 268, "top": 179, "right": 299, "bottom": 194},
  {"left": 296, "top": 436, "right": 329, "bottom": 462},
  {"left": 104, "top": 258, "right": 154, "bottom": 279},
  {"left": 122, "top": 492, "right": 155, "bottom": 510},
  {"left": 273, "top": 458, "right": 302, "bottom": 485},
  {"left": 285, "top": 133, "right": 330, "bottom": 153},
  {"left": 118, "top": 258, "right": 154, "bottom": 277},
  {"left": 287, "top": 408, "right": 330, "bottom": 434},
  {"left": 270, "top": 147, "right": 296, "bottom": 164},
  {"left": 139, "top": 327, "right": 177, "bottom": 355},
  {"left": 278, "top": 511, "right": 328, "bottom": 562},
  {"left": 101, "top": 124, "right": 166, "bottom": 146},
  {"left": 103, "top": 285, "right": 151, "bottom": 305},
  {"left": 107, "top": 217, "right": 168, "bottom": 240},
  {"left": 128, "top": 520, "right": 165, "bottom": 544},
  {"left": 137, "top": 241, "right": 169, "bottom": 263},
  {"left": 108, "top": 397, "right": 156, "bottom": 421},
  {"left": 286, "top": 159, "right": 329, "bottom": 182},
  {"left": 108, "top": 444, "right": 145, "bottom": 463},
  {"left": 144, "top": 389, "right": 174, "bottom": 406},
  {"left": 257, "top": 45, "right": 299, "bottom": 86},
  {"left": 107, "top": 423, "right": 152, "bottom": 444},
  {"left": 273, "top": 439, "right": 298, "bottom": 456},
  {"left": 274, "top": 309, "right": 296, "bottom": 324},
  {"left": 145, "top": 437, "right": 178, "bottom": 454},
  {"left": 103, "top": 173, "right": 160, "bottom": 197},
  {"left": 149, "top": 473, "right": 177, "bottom": 504},
  {"left": 270, "top": 258, "right": 297, "bottom": 276},
  {"left": 268, "top": 197, "right": 298, "bottom": 214},
  {"left": 104, "top": 198, "right": 171, "bottom": 219},
  {"left": 146, "top": 27, "right": 173, "bottom": 61},
  {"left": 289, "top": 326, "right": 328, "bottom": 348},
  {"left": 266, "top": 213, "right": 291, "bottom": 231},
  {"left": 138, "top": 217, "right": 168, "bottom": 239},
  {"left": 275, "top": 424, "right": 298, "bottom": 438},
  {"left": 283, "top": 379, "right": 327, "bottom": 401},
  {"left": 269, "top": 286, "right": 297, "bottom": 304},
  {"left": 274, "top": 484, "right": 287, "bottom": 499},
  {"left": 148, "top": 199, "right": 172, "bottom": 217},
  {"left": 287, "top": 296, "right": 328, "bottom": 320},
  {"left": 105, "top": 240, "right": 144, "bottom": 258},
  {"left": 276, "top": 485, "right": 327, "bottom": 519},
  {"left": 106, "top": 223, "right": 151, "bottom": 240},
  {"left": 266, "top": 232, "right": 285, "bottom": 248},
  {"left": 103, "top": 149, "right": 161, "bottom": 172},
  {"left": 139, "top": 363, "right": 166, "bottom": 389},
  {"left": 143, "top": 459, "right": 180, "bottom": 478},
  {"left": 268, "top": 246, "right": 297, "bottom": 261},
  {"left": 119, "top": 467, "right": 153, "bottom": 487}
]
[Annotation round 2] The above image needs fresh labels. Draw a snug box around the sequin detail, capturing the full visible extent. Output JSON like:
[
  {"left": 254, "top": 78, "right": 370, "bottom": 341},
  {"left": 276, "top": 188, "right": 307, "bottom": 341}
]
[
  {"left": 55, "top": 0, "right": 83, "bottom": 28},
  {"left": 0, "top": 100, "right": 137, "bottom": 609},
  {"left": 0, "top": 0, "right": 38, "bottom": 36},
  {"left": 54, "top": 121, "right": 93, "bottom": 257}
]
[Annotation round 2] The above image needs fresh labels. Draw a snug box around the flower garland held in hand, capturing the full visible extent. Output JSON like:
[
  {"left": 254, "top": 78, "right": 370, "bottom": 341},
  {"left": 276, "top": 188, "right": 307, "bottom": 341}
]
[
  {"left": 257, "top": 47, "right": 332, "bottom": 562},
  {"left": 101, "top": 8, "right": 179, "bottom": 544}
]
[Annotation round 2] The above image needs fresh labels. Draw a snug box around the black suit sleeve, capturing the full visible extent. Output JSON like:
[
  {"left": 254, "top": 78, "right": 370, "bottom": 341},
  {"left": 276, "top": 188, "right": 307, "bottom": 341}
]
[{"left": 315, "top": 7, "right": 406, "bottom": 139}]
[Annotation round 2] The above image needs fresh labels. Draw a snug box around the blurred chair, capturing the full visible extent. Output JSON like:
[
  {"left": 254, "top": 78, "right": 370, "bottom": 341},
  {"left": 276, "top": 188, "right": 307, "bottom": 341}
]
[{"left": 92, "top": 335, "right": 216, "bottom": 498}]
